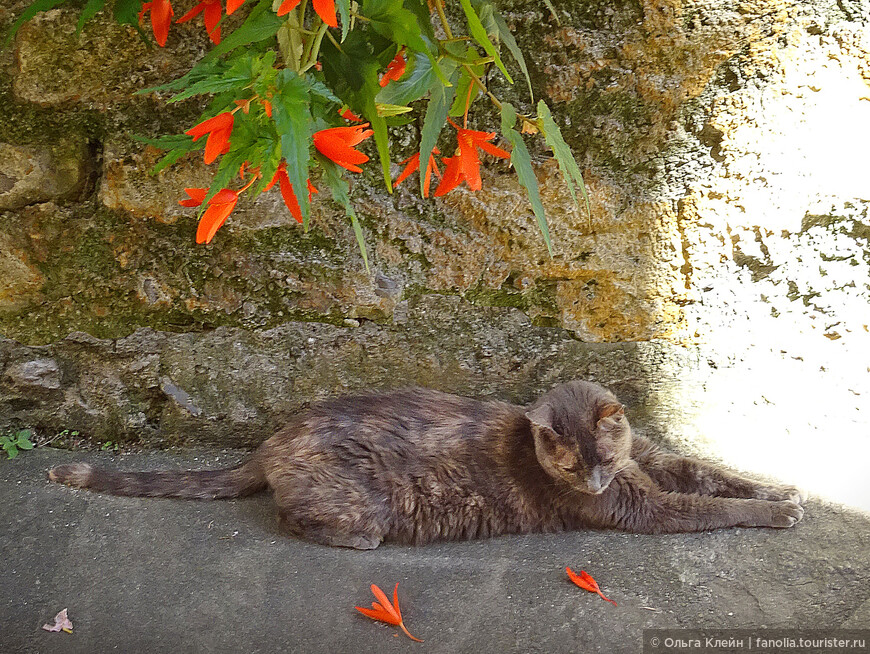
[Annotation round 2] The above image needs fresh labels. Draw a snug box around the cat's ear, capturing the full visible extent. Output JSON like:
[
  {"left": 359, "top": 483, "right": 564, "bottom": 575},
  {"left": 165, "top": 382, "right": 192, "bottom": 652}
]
[
  {"left": 525, "top": 403, "right": 553, "bottom": 431},
  {"left": 596, "top": 403, "right": 625, "bottom": 429}
]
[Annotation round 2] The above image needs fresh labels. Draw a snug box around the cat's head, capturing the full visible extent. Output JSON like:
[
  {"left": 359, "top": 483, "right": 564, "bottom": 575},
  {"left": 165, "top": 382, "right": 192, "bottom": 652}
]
[{"left": 525, "top": 380, "right": 632, "bottom": 494}]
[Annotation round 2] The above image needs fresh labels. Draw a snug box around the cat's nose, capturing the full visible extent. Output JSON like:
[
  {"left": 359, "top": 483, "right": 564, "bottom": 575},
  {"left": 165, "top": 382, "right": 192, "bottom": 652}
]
[{"left": 587, "top": 466, "right": 605, "bottom": 493}]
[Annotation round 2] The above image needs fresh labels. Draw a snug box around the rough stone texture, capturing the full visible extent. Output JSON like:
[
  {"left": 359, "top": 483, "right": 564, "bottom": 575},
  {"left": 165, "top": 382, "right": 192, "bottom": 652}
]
[
  {"left": 0, "top": 294, "right": 678, "bottom": 448},
  {"left": 0, "top": 0, "right": 868, "bottom": 511},
  {"left": 0, "top": 139, "right": 90, "bottom": 210},
  {"left": 1, "top": 448, "right": 869, "bottom": 653}
]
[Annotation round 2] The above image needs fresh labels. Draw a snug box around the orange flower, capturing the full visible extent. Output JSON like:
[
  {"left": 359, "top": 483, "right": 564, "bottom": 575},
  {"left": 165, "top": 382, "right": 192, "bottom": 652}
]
[
  {"left": 195, "top": 188, "right": 239, "bottom": 244},
  {"left": 262, "top": 100, "right": 272, "bottom": 117},
  {"left": 225, "top": 0, "right": 246, "bottom": 14},
  {"left": 394, "top": 147, "right": 440, "bottom": 197},
  {"left": 186, "top": 112, "right": 234, "bottom": 164},
  {"left": 313, "top": 123, "right": 373, "bottom": 173},
  {"left": 433, "top": 121, "right": 510, "bottom": 196},
  {"left": 139, "top": 0, "right": 174, "bottom": 46},
  {"left": 355, "top": 583, "right": 422, "bottom": 642},
  {"left": 276, "top": 0, "right": 336, "bottom": 26},
  {"left": 176, "top": 0, "right": 222, "bottom": 44},
  {"left": 178, "top": 187, "right": 207, "bottom": 207},
  {"left": 339, "top": 107, "right": 362, "bottom": 122},
  {"left": 263, "top": 163, "right": 318, "bottom": 223},
  {"left": 379, "top": 49, "right": 406, "bottom": 87},
  {"left": 566, "top": 567, "right": 617, "bottom": 606}
]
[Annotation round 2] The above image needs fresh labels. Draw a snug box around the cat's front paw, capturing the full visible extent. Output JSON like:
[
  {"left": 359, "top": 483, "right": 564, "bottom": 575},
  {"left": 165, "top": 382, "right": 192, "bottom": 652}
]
[
  {"left": 767, "top": 500, "right": 804, "bottom": 528},
  {"left": 756, "top": 485, "right": 808, "bottom": 504}
]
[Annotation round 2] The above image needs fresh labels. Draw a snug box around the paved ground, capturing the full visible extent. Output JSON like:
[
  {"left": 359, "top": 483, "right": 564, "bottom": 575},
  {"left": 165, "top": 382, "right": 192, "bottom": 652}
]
[{"left": 2, "top": 448, "right": 869, "bottom": 654}]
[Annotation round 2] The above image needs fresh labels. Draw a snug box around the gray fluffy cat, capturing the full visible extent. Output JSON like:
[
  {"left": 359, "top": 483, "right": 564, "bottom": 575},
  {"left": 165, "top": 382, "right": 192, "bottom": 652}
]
[{"left": 49, "top": 380, "right": 805, "bottom": 549}]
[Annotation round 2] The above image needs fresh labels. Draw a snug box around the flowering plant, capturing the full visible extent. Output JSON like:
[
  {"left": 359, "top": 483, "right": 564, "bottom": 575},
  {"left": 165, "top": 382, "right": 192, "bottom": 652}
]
[{"left": 7, "top": 0, "right": 589, "bottom": 269}]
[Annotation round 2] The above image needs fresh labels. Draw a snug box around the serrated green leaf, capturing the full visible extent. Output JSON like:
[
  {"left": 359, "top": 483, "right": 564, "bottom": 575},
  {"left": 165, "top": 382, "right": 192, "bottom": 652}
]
[
  {"left": 375, "top": 50, "right": 435, "bottom": 106},
  {"left": 272, "top": 70, "right": 312, "bottom": 225},
  {"left": 138, "top": 59, "right": 228, "bottom": 96},
  {"left": 7, "top": 447, "right": 19, "bottom": 459},
  {"left": 76, "top": 0, "right": 106, "bottom": 35},
  {"left": 150, "top": 147, "right": 195, "bottom": 175},
  {"left": 537, "top": 99, "right": 590, "bottom": 229},
  {"left": 361, "top": 0, "right": 431, "bottom": 57},
  {"left": 321, "top": 30, "right": 394, "bottom": 191},
  {"left": 335, "top": 0, "right": 351, "bottom": 42},
  {"left": 3, "top": 0, "right": 69, "bottom": 47},
  {"left": 501, "top": 102, "right": 551, "bottom": 255},
  {"left": 201, "top": 0, "right": 283, "bottom": 63},
  {"left": 361, "top": 0, "right": 446, "bottom": 86},
  {"left": 169, "top": 76, "right": 251, "bottom": 102},
  {"left": 319, "top": 156, "right": 369, "bottom": 272},
  {"left": 307, "top": 78, "right": 341, "bottom": 104},
  {"left": 457, "top": 0, "right": 513, "bottom": 84},
  {"left": 418, "top": 62, "right": 459, "bottom": 197},
  {"left": 491, "top": 8, "right": 532, "bottom": 102},
  {"left": 113, "top": 0, "right": 147, "bottom": 39}
]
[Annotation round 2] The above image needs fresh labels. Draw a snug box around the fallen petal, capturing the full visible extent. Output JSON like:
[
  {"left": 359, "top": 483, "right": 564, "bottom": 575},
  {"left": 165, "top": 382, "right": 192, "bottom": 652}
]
[{"left": 42, "top": 608, "right": 73, "bottom": 633}]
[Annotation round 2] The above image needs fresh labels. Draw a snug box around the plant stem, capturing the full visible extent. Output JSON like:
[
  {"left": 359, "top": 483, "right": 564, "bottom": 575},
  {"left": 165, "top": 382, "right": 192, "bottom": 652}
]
[
  {"left": 301, "top": 21, "right": 330, "bottom": 72},
  {"left": 463, "top": 64, "right": 501, "bottom": 111},
  {"left": 433, "top": 0, "right": 453, "bottom": 39}
]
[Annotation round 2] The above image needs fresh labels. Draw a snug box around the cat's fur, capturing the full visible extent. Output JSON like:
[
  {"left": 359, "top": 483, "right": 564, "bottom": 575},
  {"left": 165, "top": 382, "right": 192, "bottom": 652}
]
[{"left": 48, "top": 380, "right": 805, "bottom": 549}]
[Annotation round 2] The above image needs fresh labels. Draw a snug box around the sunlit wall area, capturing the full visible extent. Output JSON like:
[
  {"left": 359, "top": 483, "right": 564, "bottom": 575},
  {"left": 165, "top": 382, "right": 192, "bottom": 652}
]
[{"left": 648, "top": 13, "right": 870, "bottom": 512}]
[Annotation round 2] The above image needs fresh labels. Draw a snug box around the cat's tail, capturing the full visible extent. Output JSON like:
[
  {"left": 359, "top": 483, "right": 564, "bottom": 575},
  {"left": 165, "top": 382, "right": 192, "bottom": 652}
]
[{"left": 47, "top": 459, "right": 267, "bottom": 500}]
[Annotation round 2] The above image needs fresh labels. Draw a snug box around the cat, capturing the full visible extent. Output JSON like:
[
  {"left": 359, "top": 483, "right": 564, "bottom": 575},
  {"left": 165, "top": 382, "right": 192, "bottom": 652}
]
[{"left": 48, "top": 380, "right": 806, "bottom": 549}]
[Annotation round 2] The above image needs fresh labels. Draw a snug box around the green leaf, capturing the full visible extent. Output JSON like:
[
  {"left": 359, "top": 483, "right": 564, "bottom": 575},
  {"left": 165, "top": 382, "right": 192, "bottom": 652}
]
[
  {"left": 376, "top": 103, "right": 413, "bottom": 117},
  {"left": 501, "top": 102, "right": 551, "bottom": 255},
  {"left": 307, "top": 78, "right": 341, "bottom": 105},
  {"left": 361, "top": 0, "right": 432, "bottom": 57},
  {"left": 361, "top": 0, "right": 445, "bottom": 86},
  {"left": 138, "top": 59, "right": 228, "bottom": 96},
  {"left": 15, "top": 434, "right": 34, "bottom": 450},
  {"left": 418, "top": 62, "right": 459, "bottom": 197},
  {"left": 3, "top": 0, "right": 69, "bottom": 47},
  {"left": 319, "top": 156, "right": 369, "bottom": 272},
  {"left": 448, "top": 49, "right": 485, "bottom": 117},
  {"left": 150, "top": 147, "right": 194, "bottom": 175},
  {"left": 76, "top": 0, "right": 106, "bottom": 35},
  {"left": 113, "top": 0, "right": 147, "bottom": 38},
  {"left": 272, "top": 70, "right": 312, "bottom": 225},
  {"left": 335, "top": 0, "right": 351, "bottom": 43},
  {"left": 457, "top": 0, "right": 513, "bottom": 84},
  {"left": 6, "top": 445, "right": 19, "bottom": 459},
  {"left": 537, "top": 100, "right": 591, "bottom": 229},
  {"left": 132, "top": 133, "right": 199, "bottom": 175},
  {"left": 201, "top": 0, "right": 283, "bottom": 63},
  {"left": 321, "top": 30, "right": 395, "bottom": 191},
  {"left": 376, "top": 50, "right": 435, "bottom": 107},
  {"left": 491, "top": 8, "right": 533, "bottom": 102}
]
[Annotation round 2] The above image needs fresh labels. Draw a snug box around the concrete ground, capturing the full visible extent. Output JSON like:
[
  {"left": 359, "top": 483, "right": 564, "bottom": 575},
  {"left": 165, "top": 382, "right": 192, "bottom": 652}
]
[{"left": 2, "top": 448, "right": 869, "bottom": 654}]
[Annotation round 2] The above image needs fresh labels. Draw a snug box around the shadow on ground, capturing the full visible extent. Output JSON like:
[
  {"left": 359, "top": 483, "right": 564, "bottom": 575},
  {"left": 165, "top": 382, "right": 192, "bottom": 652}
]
[{"left": 2, "top": 448, "right": 869, "bottom": 654}]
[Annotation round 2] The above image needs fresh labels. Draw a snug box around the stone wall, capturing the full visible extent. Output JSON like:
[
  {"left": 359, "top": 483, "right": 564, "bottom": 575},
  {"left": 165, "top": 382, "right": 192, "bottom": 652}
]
[{"left": 0, "top": 0, "right": 868, "bottom": 505}]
